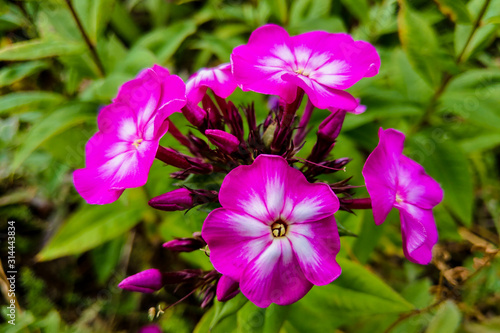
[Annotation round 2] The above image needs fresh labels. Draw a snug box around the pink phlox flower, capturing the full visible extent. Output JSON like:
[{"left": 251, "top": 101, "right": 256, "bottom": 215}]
[
  {"left": 362, "top": 128, "right": 443, "bottom": 265},
  {"left": 202, "top": 154, "right": 342, "bottom": 308},
  {"left": 73, "top": 65, "right": 186, "bottom": 204},
  {"left": 186, "top": 63, "right": 237, "bottom": 105},
  {"left": 231, "top": 24, "right": 380, "bottom": 111}
]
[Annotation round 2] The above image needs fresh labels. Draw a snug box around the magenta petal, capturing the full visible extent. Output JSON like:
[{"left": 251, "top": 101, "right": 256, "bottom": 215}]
[
  {"left": 216, "top": 275, "right": 240, "bottom": 302},
  {"left": 219, "top": 155, "right": 339, "bottom": 223},
  {"left": 281, "top": 73, "right": 358, "bottom": 110},
  {"left": 118, "top": 268, "right": 164, "bottom": 293},
  {"left": 398, "top": 204, "right": 438, "bottom": 265},
  {"left": 398, "top": 156, "right": 444, "bottom": 209},
  {"left": 240, "top": 239, "right": 313, "bottom": 308},
  {"left": 73, "top": 168, "right": 124, "bottom": 204},
  {"left": 362, "top": 128, "right": 405, "bottom": 225},
  {"left": 288, "top": 215, "right": 341, "bottom": 285},
  {"left": 201, "top": 208, "right": 271, "bottom": 281},
  {"left": 186, "top": 64, "right": 237, "bottom": 105},
  {"left": 231, "top": 25, "right": 298, "bottom": 103}
]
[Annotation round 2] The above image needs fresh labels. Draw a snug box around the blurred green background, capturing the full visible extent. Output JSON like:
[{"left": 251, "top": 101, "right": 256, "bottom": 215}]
[{"left": 0, "top": 0, "right": 499, "bottom": 332}]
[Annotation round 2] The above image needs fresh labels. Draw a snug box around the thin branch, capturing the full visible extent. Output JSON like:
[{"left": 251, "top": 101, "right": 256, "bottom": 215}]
[{"left": 64, "top": 0, "right": 106, "bottom": 77}]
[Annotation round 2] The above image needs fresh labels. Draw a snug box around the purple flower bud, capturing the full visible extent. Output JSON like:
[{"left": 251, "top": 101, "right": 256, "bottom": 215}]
[
  {"left": 182, "top": 101, "right": 207, "bottom": 128},
  {"left": 163, "top": 237, "right": 206, "bottom": 252},
  {"left": 205, "top": 129, "right": 240, "bottom": 154},
  {"left": 162, "top": 269, "right": 203, "bottom": 284},
  {"left": 118, "top": 269, "right": 164, "bottom": 293},
  {"left": 149, "top": 188, "right": 193, "bottom": 211},
  {"left": 139, "top": 324, "right": 162, "bottom": 333},
  {"left": 156, "top": 146, "right": 191, "bottom": 169},
  {"left": 201, "top": 285, "right": 216, "bottom": 308},
  {"left": 317, "top": 109, "right": 347, "bottom": 144},
  {"left": 216, "top": 275, "right": 240, "bottom": 302}
]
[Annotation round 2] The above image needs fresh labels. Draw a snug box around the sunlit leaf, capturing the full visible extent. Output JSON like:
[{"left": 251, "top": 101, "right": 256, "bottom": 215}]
[
  {"left": 0, "top": 39, "right": 85, "bottom": 61},
  {"left": 37, "top": 190, "right": 146, "bottom": 261},
  {"left": 0, "top": 92, "right": 66, "bottom": 115},
  {"left": 425, "top": 301, "right": 461, "bottom": 333}
]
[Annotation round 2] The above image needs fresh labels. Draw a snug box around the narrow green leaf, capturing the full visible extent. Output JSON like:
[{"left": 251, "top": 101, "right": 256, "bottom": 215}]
[
  {"left": 0, "top": 40, "right": 85, "bottom": 61},
  {"left": 408, "top": 137, "right": 474, "bottom": 226},
  {"left": 10, "top": 102, "right": 96, "bottom": 173},
  {"left": 398, "top": 0, "right": 444, "bottom": 87},
  {"left": 90, "top": 0, "right": 116, "bottom": 43},
  {"left": 0, "top": 91, "right": 66, "bottom": 115},
  {"left": 0, "top": 60, "right": 48, "bottom": 88},
  {"left": 209, "top": 293, "right": 248, "bottom": 330},
  {"left": 425, "top": 301, "right": 461, "bottom": 333},
  {"left": 434, "top": 0, "right": 471, "bottom": 23},
  {"left": 454, "top": 0, "right": 500, "bottom": 62},
  {"left": 135, "top": 21, "right": 197, "bottom": 63},
  {"left": 37, "top": 191, "right": 145, "bottom": 261}
]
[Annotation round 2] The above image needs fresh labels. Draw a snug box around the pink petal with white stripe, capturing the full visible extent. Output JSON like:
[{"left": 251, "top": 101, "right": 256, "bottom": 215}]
[
  {"left": 239, "top": 239, "right": 313, "bottom": 308},
  {"left": 186, "top": 63, "right": 237, "bottom": 105},
  {"left": 202, "top": 208, "right": 272, "bottom": 281},
  {"left": 288, "top": 215, "right": 342, "bottom": 285}
]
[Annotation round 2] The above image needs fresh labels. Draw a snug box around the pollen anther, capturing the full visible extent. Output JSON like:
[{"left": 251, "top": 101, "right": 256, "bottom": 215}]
[
  {"left": 132, "top": 138, "right": 143, "bottom": 149},
  {"left": 271, "top": 221, "right": 287, "bottom": 238}
]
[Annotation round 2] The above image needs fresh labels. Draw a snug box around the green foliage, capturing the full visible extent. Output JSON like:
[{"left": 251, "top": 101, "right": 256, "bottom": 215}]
[{"left": 1, "top": 0, "right": 498, "bottom": 331}]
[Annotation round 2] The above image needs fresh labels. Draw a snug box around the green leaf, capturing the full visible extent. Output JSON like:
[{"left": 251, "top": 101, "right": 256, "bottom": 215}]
[
  {"left": 287, "top": 258, "right": 414, "bottom": 331},
  {"left": 135, "top": 20, "right": 197, "bottom": 63},
  {"left": 340, "top": 0, "right": 370, "bottom": 23},
  {"left": 0, "top": 39, "right": 85, "bottom": 61},
  {"left": 454, "top": 0, "right": 500, "bottom": 62},
  {"left": 398, "top": 0, "right": 444, "bottom": 87},
  {"left": 408, "top": 137, "right": 474, "bottom": 226},
  {"left": 0, "top": 60, "right": 48, "bottom": 88},
  {"left": 10, "top": 102, "right": 96, "bottom": 173},
  {"left": 90, "top": 0, "right": 116, "bottom": 43},
  {"left": 425, "top": 301, "right": 461, "bottom": 333},
  {"left": 210, "top": 294, "right": 249, "bottom": 331},
  {"left": 37, "top": 190, "right": 145, "bottom": 261},
  {"left": 434, "top": 0, "right": 471, "bottom": 23},
  {"left": 0, "top": 91, "right": 65, "bottom": 115}
]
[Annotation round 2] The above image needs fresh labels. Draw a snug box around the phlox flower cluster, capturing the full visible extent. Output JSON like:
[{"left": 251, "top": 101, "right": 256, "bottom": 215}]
[{"left": 75, "top": 25, "right": 443, "bottom": 309}]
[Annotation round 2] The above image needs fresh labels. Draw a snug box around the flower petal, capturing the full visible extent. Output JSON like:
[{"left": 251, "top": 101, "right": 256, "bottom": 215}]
[
  {"left": 186, "top": 63, "right": 237, "bottom": 104},
  {"left": 201, "top": 208, "right": 271, "bottom": 281},
  {"left": 397, "top": 155, "right": 444, "bottom": 209},
  {"left": 281, "top": 73, "right": 358, "bottom": 110},
  {"left": 398, "top": 203, "right": 438, "bottom": 265},
  {"left": 240, "top": 238, "right": 313, "bottom": 307},
  {"left": 219, "top": 155, "right": 339, "bottom": 223},
  {"left": 362, "top": 128, "right": 405, "bottom": 225},
  {"left": 73, "top": 168, "right": 124, "bottom": 204},
  {"left": 288, "top": 215, "right": 342, "bottom": 285},
  {"left": 231, "top": 24, "right": 298, "bottom": 103}
]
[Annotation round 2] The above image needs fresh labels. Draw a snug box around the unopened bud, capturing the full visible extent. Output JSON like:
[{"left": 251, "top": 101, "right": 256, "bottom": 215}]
[
  {"left": 163, "top": 237, "right": 206, "bottom": 252},
  {"left": 205, "top": 129, "right": 240, "bottom": 154},
  {"left": 118, "top": 269, "right": 164, "bottom": 293},
  {"left": 149, "top": 188, "right": 193, "bottom": 211},
  {"left": 162, "top": 269, "right": 203, "bottom": 284},
  {"left": 182, "top": 101, "right": 207, "bottom": 128},
  {"left": 317, "top": 109, "right": 347, "bottom": 144},
  {"left": 216, "top": 275, "right": 240, "bottom": 302},
  {"left": 156, "top": 146, "right": 191, "bottom": 169}
]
